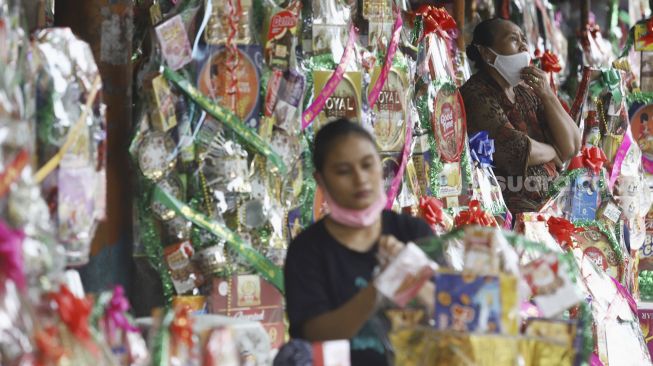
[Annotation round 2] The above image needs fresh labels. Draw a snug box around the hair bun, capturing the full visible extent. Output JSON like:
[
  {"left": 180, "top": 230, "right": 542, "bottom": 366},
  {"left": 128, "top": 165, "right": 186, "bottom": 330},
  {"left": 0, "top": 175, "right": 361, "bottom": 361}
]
[{"left": 466, "top": 43, "right": 482, "bottom": 65}]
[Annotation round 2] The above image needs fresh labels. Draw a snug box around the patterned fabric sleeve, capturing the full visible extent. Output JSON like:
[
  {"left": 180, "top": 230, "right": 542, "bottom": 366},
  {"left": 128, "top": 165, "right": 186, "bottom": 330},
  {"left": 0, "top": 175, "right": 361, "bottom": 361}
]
[{"left": 461, "top": 87, "right": 531, "bottom": 177}]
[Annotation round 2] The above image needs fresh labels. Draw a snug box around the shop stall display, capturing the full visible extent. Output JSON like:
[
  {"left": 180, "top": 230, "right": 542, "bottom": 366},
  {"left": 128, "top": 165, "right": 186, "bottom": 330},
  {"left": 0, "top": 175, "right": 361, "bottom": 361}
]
[{"left": 2, "top": 0, "right": 653, "bottom": 365}]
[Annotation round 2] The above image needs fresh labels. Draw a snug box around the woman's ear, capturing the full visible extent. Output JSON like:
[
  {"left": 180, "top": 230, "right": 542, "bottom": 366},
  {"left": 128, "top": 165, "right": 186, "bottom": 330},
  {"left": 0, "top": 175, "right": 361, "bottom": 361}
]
[
  {"left": 313, "top": 171, "right": 325, "bottom": 188},
  {"left": 478, "top": 45, "right": 496, "bottom": 65}
]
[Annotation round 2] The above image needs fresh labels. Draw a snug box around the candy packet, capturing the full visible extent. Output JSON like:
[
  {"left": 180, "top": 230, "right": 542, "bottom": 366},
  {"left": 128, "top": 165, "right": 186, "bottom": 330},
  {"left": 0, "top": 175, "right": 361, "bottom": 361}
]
[{"left": 374, "top": 242, "right": 437, "bottom": 307}]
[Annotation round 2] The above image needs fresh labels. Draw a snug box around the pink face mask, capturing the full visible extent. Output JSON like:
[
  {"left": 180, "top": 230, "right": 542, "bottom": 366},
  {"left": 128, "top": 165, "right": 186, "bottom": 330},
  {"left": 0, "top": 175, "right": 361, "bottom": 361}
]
[{"left": 321, "top": 181, "right": 387, "bottom": 228}]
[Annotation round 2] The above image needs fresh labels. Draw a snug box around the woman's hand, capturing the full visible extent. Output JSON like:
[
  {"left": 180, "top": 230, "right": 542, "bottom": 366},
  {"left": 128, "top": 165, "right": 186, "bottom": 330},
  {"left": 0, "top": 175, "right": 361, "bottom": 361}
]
[
  {"left": 520, "top": 66, "right": 554, "bottom": 100},
  {"left": 552, "top": 155, "right": 564, "bottom": 169},
  {"left": 377, "top": 235, "right": 405, "bottom": 268},
  {"left": 521, "top": 66, "right": 581, "bottom": 160}
]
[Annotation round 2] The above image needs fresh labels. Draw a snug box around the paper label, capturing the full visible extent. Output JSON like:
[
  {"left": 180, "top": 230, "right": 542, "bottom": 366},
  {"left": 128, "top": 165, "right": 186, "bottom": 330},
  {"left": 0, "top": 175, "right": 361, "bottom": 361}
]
[
  {"left": 635, "top": 23, "right": 653, "bottom": 52},
  {"left": 150, "top": 75, "right": 178, "bottom": 132},
  {"left": 149, "top": 3, "right": 162, "bottom": 25},
  {"left": 197, "top": 46, "right": 263, "bottom": 129},
  {"left": 432, "top": 88, "right": 466, "bottom": 163},
  {"left": 602, "top": 202, "right": 622, "bottom": 224},
  {"left": 312, "top": 71, "right": 362, "bottom": 128},
  {"left": 163, "top": 241, "right": 203, "bottom": 294},
  {"left": 274, "top": 70, "right": 305, "bottom": 133},
  {"left": 362, "top": 0, "right": 390, "bottom": 19},
  {"left": 438, "top": 162, "right": 463, "bottom": 198},
  {"left": 205, "top": 0, "right": 252, "bottom": 45},
  {"left": 375, "top": 243, "right": 433, "bottom": 307},
  {"left": 522, "top": 254, "right": 584, "bottom": 317},
  {"left": 155, "top": 14, "right": 192, "bottom": 71},
  {"left": 371, "top": 68, "right": 408, "bottom": 152},
  {"left": 638, "top": 304, "right": 653, "bottom": 359},
  {"left": 264, "top": 69, "right": 283, "bottom": 117},
  {"left": 266, "top": 1, "right": 300, "bottom": 69}
]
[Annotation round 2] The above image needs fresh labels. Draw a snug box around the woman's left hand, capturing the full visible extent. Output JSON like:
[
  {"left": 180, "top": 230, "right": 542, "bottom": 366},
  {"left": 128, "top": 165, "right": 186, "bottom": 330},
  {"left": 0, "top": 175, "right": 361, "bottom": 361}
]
[
  {"left": 521, "top": 66, "right": 554, "bottom": 99},
  {"left": 377, "top": 235, "right": 405, "bottom": 268}
]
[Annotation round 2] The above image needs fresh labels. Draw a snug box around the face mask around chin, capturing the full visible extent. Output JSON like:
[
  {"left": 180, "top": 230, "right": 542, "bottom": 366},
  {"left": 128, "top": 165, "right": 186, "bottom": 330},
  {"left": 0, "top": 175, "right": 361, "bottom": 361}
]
[{"left": 487, "top": 48, "right": 531, "bottom": 87}]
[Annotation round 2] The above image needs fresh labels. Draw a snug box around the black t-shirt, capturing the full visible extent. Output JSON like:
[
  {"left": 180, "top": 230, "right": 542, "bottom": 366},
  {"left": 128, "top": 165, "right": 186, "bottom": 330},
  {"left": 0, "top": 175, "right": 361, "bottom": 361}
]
[{"left": 284, "top": 210, "right": 434, "bottom": 366}]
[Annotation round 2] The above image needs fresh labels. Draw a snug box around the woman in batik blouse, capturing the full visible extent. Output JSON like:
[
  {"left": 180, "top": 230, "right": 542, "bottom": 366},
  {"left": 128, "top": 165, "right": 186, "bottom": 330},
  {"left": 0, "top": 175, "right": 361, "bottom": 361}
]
[{"left": 461, "top": 18, "right": 581, "bottom": 215}]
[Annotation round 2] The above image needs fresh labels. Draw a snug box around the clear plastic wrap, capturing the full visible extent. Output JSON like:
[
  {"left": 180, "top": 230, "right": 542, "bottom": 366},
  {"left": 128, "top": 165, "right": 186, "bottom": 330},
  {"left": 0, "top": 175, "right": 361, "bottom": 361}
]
[{"left": 33, "top": 28, "right": 107, "bottom": 267}]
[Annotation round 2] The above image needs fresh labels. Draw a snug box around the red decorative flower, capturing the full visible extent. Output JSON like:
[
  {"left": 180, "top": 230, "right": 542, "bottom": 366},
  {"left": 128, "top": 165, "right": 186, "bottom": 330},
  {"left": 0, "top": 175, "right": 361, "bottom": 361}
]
[
  {"left": 546, "top": 217, "right": 582, "bottom": 248},
  {"left": 567, "top": 146, "right": 608, "bottom": 175},
  {"left": 414, "top": 6, "right": 457, "bottom": 40},
  {"left": 540, "top": 50, "right": 562, "bottom": 73},
  {"left": 454, "top": 200, "right": 497, "bottom": 228}
]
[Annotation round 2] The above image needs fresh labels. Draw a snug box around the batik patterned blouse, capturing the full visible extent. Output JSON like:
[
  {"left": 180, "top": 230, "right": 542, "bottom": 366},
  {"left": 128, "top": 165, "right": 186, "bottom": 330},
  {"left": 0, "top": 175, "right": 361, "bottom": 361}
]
[{"left": 460, "top": 70, "right": 559, "bottom": 214}]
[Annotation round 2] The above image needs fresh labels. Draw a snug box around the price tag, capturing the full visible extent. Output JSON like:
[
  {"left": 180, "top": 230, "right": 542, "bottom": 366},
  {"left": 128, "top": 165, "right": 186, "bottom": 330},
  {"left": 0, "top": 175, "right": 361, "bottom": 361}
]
[{"left": 602, "top": 202, "right": 622, "bottom": 224}]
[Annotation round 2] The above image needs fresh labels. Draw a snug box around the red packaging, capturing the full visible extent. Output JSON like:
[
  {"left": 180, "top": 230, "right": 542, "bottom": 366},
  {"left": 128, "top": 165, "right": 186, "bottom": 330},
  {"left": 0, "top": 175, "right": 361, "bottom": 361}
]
[
  {"left": 206, "top": 274, "right": 285, "bottom": 349},
  {"left": 638, "top": 302, "right": 653, "bottom": 359}
]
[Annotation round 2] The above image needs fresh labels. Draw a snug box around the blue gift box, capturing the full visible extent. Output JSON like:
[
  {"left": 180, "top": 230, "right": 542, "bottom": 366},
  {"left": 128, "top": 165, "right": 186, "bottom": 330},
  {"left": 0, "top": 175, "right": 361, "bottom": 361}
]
[
  {"left": 567, "top": 174, "right": 599, "bottom": 221},
  {"left": 434, "top": 272, "right": 503, "bottom": 334}
]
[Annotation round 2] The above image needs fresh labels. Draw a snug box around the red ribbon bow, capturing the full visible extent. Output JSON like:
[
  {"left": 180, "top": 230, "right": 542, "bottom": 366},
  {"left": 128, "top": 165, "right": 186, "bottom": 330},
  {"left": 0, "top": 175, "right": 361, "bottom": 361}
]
[
  {"left": 546, "top": 217, "right": 581, "bottom": 248},
  {"left": 534, "top": 49, "right": 562, "bottom": 94},
  {"left": 567, "top": 146, "right": 607, "bottom": 175},
  {"left": 579, "top": 23, "right": 602, "bottom": 49},
  {"left": 51, "top": 285, "right": 93, "bottom": 341},
  {"left": 170, "top": 306, "right": 194, "bottom": 351},
  {"left": 540, "top": 50, "right": 562, "bottom": 73},
  {"left": 638, "top": 18, "right": 653, "bottom": 47},
  {"left": 454, "top": 200, "right": 497, "bottom": 228},
  {"left": 419, "top": 196, "right": 445, "bottom": 229},
  {"left": 415, "top": 6, "right": 457, "bottom": 41},
  {"left": 35, "top": 326, "right": 66, "bottom": 366}
]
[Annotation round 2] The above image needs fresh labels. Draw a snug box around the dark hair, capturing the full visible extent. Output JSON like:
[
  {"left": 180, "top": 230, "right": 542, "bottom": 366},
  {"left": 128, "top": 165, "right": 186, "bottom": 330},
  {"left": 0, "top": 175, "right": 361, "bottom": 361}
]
[
  {"left": 465, "top": 18, "right": 504, "bottom": 67},
  {"left": 312, "top": 118, "right": 376, "bottom": 172}
]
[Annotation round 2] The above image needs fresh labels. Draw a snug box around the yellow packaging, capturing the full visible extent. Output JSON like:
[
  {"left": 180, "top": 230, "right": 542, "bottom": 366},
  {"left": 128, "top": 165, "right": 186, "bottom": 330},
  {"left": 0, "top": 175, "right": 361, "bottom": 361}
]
[
  {"left": 369, "top": 67, "right": 408, "bottom": 152},
  {"left": 390, "top": 329, "right": 573, "bottom": 366},
  {"left": 312, "top": 71, "right": 362, "bottom": 129},
  {"left": 635, "top": 23, "right": 653, "bottom": 52},
  {"left": 149, "top": 74, "right": 177, "bottom": 132}
]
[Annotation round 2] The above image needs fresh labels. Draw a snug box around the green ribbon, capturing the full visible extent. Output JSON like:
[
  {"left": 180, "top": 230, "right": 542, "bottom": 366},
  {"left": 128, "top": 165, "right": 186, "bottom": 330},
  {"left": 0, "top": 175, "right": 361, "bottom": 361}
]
[
  {"left": 154, "top": 186, "right": 285, "bottom": 293},
  {"left": 639, "top": 270, "right": 653, "bottom": 301},
  {"left": 627, "top": 91, "right": 653, "bottom": 106},
  {"left": 602, "top": 68, "right": 622, "bottom": 106},
  {"left": 162, "top": 67, "right": 287, "bottom": 176},
  {"left": 152, "top": 308, "right": 174, "bottom": 366},
  {"left": 589, "top": 68, "right": 622, "bottom": 107}
]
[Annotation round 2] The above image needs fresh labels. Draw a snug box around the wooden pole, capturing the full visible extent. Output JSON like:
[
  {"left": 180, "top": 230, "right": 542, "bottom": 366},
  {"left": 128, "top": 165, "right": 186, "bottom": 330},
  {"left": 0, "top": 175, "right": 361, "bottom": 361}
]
[
  {"left": 453, "top": 0, "right": 465, "bottom": 51},
  {"left": 581, "top": 0, "right": 591, "bottom": 28}
]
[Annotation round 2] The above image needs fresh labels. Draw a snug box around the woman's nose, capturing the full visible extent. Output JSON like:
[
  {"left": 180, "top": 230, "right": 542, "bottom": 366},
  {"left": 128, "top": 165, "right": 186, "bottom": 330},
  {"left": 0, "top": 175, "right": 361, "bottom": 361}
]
[
  {"left": 352, "top": 167, "right": 366, "bottom": 185},
  {"left": 518, "top": 41, "right": 528, "bottom": 53}
]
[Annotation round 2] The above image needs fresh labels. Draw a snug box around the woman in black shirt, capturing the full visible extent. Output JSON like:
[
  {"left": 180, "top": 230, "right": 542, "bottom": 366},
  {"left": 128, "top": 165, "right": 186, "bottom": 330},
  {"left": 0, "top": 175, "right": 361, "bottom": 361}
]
[{"left": 284, "top": 119, "right": 435, "bottom": 365}]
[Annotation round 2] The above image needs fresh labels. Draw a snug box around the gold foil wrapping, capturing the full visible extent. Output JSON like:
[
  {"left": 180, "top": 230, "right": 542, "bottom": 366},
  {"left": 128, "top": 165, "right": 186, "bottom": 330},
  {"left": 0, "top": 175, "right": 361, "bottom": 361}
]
[
  {"left": 312, "top": 71, "right": 362, "bottom": 129},
  {"left": 205, "top": 0, "right": 253, "bottom": 45},
  {"left": 390, "top": 329, "right": 573, "bottom": 366},
  {"left": 370, "top": 67, "right": 408, "bottom": 153}
]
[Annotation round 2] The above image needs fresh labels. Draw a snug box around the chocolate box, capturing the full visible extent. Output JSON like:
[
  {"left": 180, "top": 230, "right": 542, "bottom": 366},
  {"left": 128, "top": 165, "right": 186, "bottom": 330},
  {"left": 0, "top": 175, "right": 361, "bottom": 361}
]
[{"left": 206, "top": 274, "right": 285, "bottom": 349}]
